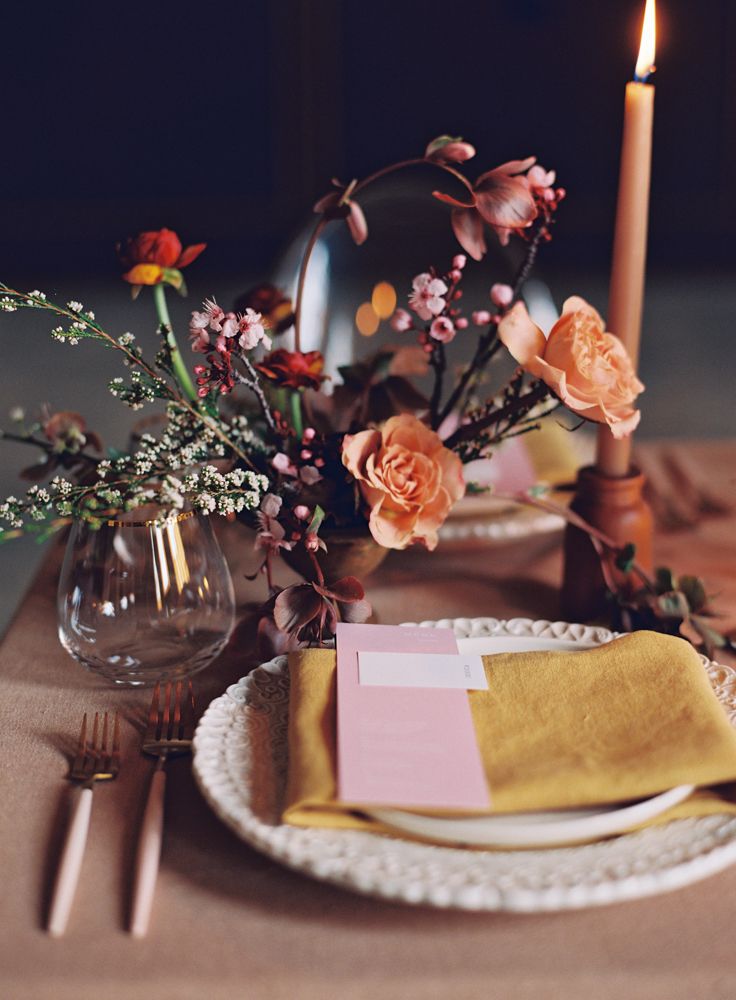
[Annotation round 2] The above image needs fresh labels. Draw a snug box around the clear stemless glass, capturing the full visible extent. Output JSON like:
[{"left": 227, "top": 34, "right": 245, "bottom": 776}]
[{"left": 57, "top": 508, "right": 236, "bottom": 686}]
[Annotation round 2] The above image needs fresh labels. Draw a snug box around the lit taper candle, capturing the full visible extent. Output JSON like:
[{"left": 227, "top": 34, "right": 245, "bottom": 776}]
[{"left": 596, "top": 0, "right": 656, "bottom": 478}]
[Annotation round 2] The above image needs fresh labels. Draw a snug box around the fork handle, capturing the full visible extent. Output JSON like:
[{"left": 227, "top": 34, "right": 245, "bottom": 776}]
[
  {"left": 130, "top": 766, "right": 166, "bottom": 938},
  {"left": 47, "top": 786, "right": 93, "bottom": 936}
]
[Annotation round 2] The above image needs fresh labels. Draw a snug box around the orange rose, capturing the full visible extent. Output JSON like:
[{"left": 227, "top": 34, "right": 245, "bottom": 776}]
[
  {"left": 498, "top": 296, "right": 644, "bottom": 439},
  {"left": 342, "top": 414, "right": 465, "bottom": 550}
]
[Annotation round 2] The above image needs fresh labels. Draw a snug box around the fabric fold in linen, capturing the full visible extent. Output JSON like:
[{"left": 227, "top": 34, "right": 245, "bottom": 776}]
[{"left": 282, "top": 632, "right": 736, "bottom": 839}]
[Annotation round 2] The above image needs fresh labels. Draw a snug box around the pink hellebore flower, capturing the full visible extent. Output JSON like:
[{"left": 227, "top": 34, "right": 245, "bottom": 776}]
[
  {"left": 409, "top": 273, "right": 448, "bottom": 321},
  {"left": 313, "top": 188, "right": 368, "bottom": 246},
  {"left": 433, "top": 157, "right": 539, "bottom": 260},
  {"left": 390, "top": 308, "right": 413, "bottom": 332},
  {"left": 429, "top": 317, "right": 456, "bottom": 343}
]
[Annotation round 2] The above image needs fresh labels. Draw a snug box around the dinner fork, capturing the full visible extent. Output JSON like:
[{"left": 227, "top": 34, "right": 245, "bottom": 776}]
[
  {"left": 130, "top": 680, "right": 195, "bottom": 938},
  {"left": 48, "top": 712, "right": 120, "bottom": 936}
]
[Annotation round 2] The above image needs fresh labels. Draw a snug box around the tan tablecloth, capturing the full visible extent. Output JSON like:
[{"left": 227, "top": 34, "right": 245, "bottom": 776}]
[{"left": 1, "top": 441, "right": 735, "bottom": 1000}]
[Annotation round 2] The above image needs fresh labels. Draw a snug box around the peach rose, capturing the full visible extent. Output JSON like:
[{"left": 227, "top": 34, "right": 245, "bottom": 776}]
[
  {"left": 498, "top": 296, "right": 644, "bottom": 438},
  {"left": 342, "top": 414, "right": 465, "bottom": 550}
]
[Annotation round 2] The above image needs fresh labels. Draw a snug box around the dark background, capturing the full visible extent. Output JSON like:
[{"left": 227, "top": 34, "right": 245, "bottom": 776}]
[{"left": 2, "top": 0, "right": 735, "bottom": 280}]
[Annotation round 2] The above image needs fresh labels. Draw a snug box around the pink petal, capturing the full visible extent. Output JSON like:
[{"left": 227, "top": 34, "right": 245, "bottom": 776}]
[
  {"left": 473, "top": 174, "right": 538, "bottom": 230},
  {"left": 347, "top": 200, "right": 368, "bottom": 245},
  {"left": 432, "top": 190, "right": 475, "bottom": 210},
  {"left": 450, "top": 208, "right": 487, "bottom": 262},
  {"left": 273, "top": 584, "right": 323, "bottom": 633}
]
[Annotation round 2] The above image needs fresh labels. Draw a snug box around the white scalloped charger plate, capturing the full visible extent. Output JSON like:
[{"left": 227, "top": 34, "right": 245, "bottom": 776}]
[{"left": 192, "top": 618, "right": 736, "bottom": 912}]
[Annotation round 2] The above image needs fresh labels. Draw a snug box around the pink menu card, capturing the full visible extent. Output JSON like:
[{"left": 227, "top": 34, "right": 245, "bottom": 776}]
[{"left": 335, "top": 623, "right": 490, "bottom": 810}]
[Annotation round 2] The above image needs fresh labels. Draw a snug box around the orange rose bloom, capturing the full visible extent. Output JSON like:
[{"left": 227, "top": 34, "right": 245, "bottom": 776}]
[
  {"left": 342, "top": 414, "right": 465, "bottom": 550},
  {"left": 498, "top": 296, "right": 644, "bottom": 439}
]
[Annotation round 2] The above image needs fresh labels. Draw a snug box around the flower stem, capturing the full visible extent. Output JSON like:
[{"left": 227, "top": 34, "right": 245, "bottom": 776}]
[
  {"left": 289, "top": 390, "right": 304, "bottom": 439},
  {"left": 152, "top": 283, "right": 198, "bottom": 403}
]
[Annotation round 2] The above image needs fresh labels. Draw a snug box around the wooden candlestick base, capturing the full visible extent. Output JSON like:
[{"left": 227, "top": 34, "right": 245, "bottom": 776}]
[{"left": 561, "top": 465, "right": 653, "bottom": 622}]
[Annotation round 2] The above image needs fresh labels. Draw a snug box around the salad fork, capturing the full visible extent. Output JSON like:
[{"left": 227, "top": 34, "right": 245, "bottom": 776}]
[
  {"left": 48, "top": 711, "right": 120, "bottom": 936},
  {"left": 130, "top": 680, "right": 195, "bottom": 938}
]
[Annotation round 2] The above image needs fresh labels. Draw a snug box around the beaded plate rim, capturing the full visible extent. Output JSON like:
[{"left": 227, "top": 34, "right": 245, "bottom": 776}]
[{"left": 192, "top": 617, "right": 736, "bottom": 912}]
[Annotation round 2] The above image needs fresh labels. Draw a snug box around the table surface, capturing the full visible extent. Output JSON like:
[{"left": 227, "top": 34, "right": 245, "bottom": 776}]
[{"left": 2, "top": 440, "right": 736, "bottom": 1000}]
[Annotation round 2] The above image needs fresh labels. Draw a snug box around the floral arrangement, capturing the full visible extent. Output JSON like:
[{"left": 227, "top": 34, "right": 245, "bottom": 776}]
[{"left": 0, "top": 135, "right": 645, "bottom": 651}]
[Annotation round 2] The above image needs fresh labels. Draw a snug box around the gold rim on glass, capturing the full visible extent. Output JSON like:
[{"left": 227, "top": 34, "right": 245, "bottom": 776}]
[{"left": 105, "top": 510, "right": 196, "bottom": 528}]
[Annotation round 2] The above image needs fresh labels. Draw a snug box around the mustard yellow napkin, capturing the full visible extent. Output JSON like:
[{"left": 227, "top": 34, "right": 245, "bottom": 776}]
[{"left": 283, "top": 632, "right": 736, "bottom": 837}]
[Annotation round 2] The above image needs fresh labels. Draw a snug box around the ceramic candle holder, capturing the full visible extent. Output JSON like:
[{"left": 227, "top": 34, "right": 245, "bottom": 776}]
[{"left": 561, "top": 465, "right": 653, "bottom": 621}]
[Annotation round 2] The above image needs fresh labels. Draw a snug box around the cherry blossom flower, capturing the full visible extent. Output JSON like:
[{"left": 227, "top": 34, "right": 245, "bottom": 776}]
[
  {"left": 429, "top": 317, "right": 456, "bottom": 343},
  {"left": 409, "top": 273, "right": 448, "bottom": 321},
  {"left": 272, "top": 452, "right": 297, "bottom": 476},
  {"left": 490, "top": 283, "right": 514, "bottom": 308},
  {"left": 472, "top": 310, "right": 492, "bottom": 326},
  {"left": 390, "top": 308, "right": 413, "bottom": 332},
  {"left": 238, "top": 308, "right": 272, "bottom": 351},
  {"left": 528, "top": 164, "right": 556, "bottom": 200},
  {"left": 433, "top": 157, "right": 540, "bottom": 260}
]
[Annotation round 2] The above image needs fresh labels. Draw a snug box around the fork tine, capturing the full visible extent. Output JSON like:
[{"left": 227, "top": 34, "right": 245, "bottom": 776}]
[
  {"left": 89, "top": 712, "right": 100, "bottom": 777},
  {"left": 173, "top": 681, "right": 182, "bottom": 739},
  {"left": 182, "top": 681, "right": 196, "bottom": 739},
  {"left": 162, "top": 681, "right": 172, "bottom": 740},
  {"left": 111, "top": 711, "right": 121, "bottom": 774},
  {"left": 146, "top": 683, "right": 161, "bottom": 741},
  {"left": 71, "top": 714, "right": 88, "bottom": 775},
  {"left": 101, "top": 711, "right": 109, "bottom": 758}
]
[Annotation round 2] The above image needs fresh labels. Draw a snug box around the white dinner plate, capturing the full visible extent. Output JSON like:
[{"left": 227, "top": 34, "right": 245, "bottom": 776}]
[
  {"left": 366, "top": 784, "right": 695, "bottom": 849},
  {"left": 365, "top": 631, "right": 694, "bottom": 847},
  {"left": 193, "top": 617, "right": 736, "bottom": 912}
]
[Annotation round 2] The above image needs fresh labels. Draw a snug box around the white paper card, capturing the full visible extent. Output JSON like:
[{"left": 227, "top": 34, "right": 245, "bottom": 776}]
[{"left": 358, "top": 651, "right": 489, "bottom": 690}]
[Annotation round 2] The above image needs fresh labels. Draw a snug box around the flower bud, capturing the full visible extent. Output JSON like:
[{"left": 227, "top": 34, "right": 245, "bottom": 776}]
[{"left": 490, "top": 284, "right": 514, "bottom": 308}]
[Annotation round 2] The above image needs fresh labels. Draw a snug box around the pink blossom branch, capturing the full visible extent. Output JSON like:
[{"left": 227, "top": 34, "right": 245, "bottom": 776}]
[
  {"left": 293, "top": 158, "right": 475, "bottom": 351},
  {"left": 437, "top": 222, "right": 547, "bottom": 426},
  {"left": 443, "top": 381, "right": 550, "bottom": 449}
]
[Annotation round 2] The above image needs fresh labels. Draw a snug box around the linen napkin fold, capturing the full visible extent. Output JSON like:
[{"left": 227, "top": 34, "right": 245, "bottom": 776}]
[{"left": 282, "top": 631, "right": 736, "bottom": 836}]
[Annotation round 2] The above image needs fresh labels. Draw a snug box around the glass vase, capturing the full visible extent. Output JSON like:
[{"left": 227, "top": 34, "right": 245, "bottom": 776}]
[{"left": 57, "top": 509, "right": 235, "bottom": 686}]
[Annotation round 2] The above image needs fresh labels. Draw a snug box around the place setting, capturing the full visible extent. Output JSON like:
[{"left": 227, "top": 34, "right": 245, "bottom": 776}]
[{"left": 2, "top": 1, "right": 736, "bottom": 995}]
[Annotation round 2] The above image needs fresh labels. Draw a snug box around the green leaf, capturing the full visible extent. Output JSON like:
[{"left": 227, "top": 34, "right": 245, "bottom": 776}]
[
  {"left": 307, "top": 504, "right": 326, "bottom": 536},
  {"left": 678, "top": 575, "right": 708, "bottom": 613},
  {"left": 161, "top": 268, "right": 184, "bottom": 292},
  {"left": 654, "top": 566, "right": 676, "bottom": 594},
  {"left": 615, "top": 542, "right": 637, "bottom": 573},
  {"left": 656, "top": 591, "right": 690, "bottom": 619}
]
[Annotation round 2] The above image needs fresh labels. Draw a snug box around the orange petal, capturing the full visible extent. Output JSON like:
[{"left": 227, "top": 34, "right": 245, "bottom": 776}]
[
  {"left": 122, "top": 263, "right": 164, "bottom": 286},
  {"left": 176, "top": 243, "right": 207, "bottom": 269},
  {"left": 497, "top": 302, "right": 546, "bottom": 366}
]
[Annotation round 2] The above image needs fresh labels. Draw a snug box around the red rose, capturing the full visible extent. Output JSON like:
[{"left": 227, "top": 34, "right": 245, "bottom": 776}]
[{"left": 255, "top": 349, "right": 327, "bottom": 390}]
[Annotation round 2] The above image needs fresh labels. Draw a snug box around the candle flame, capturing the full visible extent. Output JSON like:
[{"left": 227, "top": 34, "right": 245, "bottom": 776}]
[{"left": 634, "top": 0, "right": 656, "bottom": 81}]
